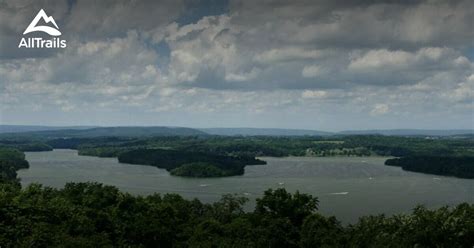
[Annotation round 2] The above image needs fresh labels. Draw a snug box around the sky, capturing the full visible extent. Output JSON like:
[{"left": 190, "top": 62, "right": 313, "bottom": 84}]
[{"left": 0, "top": 0, "right": 473, "bottom": 131}]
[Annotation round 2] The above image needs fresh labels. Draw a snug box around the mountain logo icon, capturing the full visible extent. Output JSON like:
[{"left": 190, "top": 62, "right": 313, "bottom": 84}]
[{"left": 23, "top": 9, "right": 61, "bottom": 36}]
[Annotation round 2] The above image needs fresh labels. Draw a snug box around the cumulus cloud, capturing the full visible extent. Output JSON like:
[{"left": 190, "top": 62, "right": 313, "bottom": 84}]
[
  {"left": 254, "top": 48, "right": 326, "bottom": 64},
  {"left": 66, "top": 0, "right": 184, "bottom": 39},
  {"left": 301, "top": 90, "right": 328, "bottom": 99},
  {"left": 348, "top": 48, "right": 467, "bottom": 71},
  {"left": 0, "top": 0, "right": 473, "bottom": 129},
  {"left": 302, "top": 65, "right": 326, "bottom": 78},
  {"left": 370, "top": 104, "right": 390, "bottom": 116}
]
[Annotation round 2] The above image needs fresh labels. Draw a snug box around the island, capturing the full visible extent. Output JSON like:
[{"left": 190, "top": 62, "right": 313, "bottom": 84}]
[
  {"left": 118, "top": 148, "right": 266, "bottom": 177},
  {"left": 0, "top": 152, "right": 471, "bottom": 247},
  {"left": 1, "top": 129, "right": 473, "bottom": 178}
]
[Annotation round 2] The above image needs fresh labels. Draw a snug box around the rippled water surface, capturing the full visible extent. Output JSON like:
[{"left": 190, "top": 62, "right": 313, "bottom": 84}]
[{"left": 19, "top": 149, "right": 474, "bottom": 223}]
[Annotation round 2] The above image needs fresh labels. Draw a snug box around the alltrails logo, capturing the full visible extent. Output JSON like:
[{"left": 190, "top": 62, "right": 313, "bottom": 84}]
[{"left": 18, "top": 9, "right": 67, "bottom": 48}]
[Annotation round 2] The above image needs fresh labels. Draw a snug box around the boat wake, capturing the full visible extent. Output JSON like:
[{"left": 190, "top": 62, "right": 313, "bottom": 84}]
[{"left": 329, "top": 192, "right": 349, "bottom": 195}]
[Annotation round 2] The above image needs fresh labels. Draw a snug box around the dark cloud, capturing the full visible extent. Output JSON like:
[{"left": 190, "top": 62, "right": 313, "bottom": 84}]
[
  {"left": 65, "top": 0, "right": 185, "bottom": 39},
  {"left": 0, "top": 0, "right": 472, "bottom": 129}
]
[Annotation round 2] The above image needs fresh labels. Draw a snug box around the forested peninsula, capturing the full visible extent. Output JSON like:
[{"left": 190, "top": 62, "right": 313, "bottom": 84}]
[
  {"left": 385, "top": 156, "right": 474, "bottom": 179},
  {"left": 1, "top": 130, "right": 473, "bottom": 178}
]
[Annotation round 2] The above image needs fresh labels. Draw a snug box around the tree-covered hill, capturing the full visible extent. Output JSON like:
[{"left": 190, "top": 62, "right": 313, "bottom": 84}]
[{"left": 118, "top": 148, "right": 266, "bottom": 177}]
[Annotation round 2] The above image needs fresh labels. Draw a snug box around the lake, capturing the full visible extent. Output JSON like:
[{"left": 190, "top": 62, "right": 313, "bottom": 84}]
[{"left": 19, "top": 149, "right": 474, "bottom": 223}]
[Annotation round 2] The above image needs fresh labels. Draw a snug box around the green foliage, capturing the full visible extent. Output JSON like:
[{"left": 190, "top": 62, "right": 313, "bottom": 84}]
[
  {"left": 47, "top": 137, "right": 132, "bottom": 149},
  {"left": 15, "top": 142, "right": 53, "bottom": 152},
  {"left": 0, "top": 139, "right": 52, "bottom": 152},
  {"left": 67, "top": 134, "right": 474, "bottom": 159},
  {"left": 0, "top": 147, "right": 26, "bottom": 161},
  {"left": 43, "top": 134, "right": 473, "bottom": 178},
  {"left": 0, "top": 139, "right": 472, "bottom": 246},
  {"left": 300, "top": 214, "right": 345, "bottom": 247},
  {"left": 347, "top": 204, "right": 474, "bottom": 247},
  {"left": 170, "top": 162, "right": 226, "bottom": 177},
  {"left": 3, "top": 134, "right": 474, "bottom": 179},
  {"left": 78, "top": 147, "right": 128, "bottom": 157},
  {"left": 118, "top": 148, "right": 265, "bottom": 177},
  {"left": 0, "top": 148, "right": 29, "bottom": 184},
  {"left": 256, "top": 188, "right": 319, "bottom": 226},
  {"left": 0, "top": 182, "right": 471, "bottom": 247},
  {"left": 385, "top": 156, "right": 474, "bottom": 178}
]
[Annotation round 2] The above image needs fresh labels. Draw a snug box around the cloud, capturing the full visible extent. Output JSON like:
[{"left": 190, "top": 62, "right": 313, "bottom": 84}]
[
  {"left": 254, "top": 48, "right": 326, "bottom": 64},
  {"left": 442, "top": 74, "right": 474, "bottom": 104},
  {"left": 1, "top": 31, "right": 162, "bottom": 86},
  {"left": 348, "top": 48, "right": 467, "bottom": 71},
  {"left": 301, "top": 90, "right": 328, "bottom": 99},
  {"left": 229, "top": 0, "right": 474, "bottom": 49},
  {"left": 302, "top": 65, "right": 326, "bottom": 78},
  {"left": 0, "top": 0, "right": 473, "bottom": 129},
  {"left": 370, "top": 104, "right": 390, "bottom": 116},
  {"left": 0, "top": 0, "right": 184, "bottom": 59},
  {"left": 346, "top": 47, "right": 472, "bottom": 86},
  {"left": 225, "top": 68, "right": 260, "bottom": 82},
  {"left": 65, "top": 0, "right": 185, "bottom": 39}
]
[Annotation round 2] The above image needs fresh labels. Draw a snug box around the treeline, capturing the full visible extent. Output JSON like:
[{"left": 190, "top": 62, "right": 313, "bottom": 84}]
[
  {"left": 78, "top": 146, "right": 130, "bottom": 157},
  {"left": 0, "top": 149, "right": 472, "bottom": 247},
  {"left": 2, "top": 135, "right": 474, "bottom": 178},
  {"left": 0, "top": 148, "right": 29, "bottom": 183},
  {"left": 0, "top": 182, "right": 472, "bottom": 247},
  {"left": 67, "top": 136, "right": 474, "bottom": 178},
  {"left": 5, "top": 134, "right": 472, "bottom": 158},
  {"left": 0, "top": 138, "right": 52, "bottom": 152},
  {"left": 46, "top": 137, "right": 132, "bottom": 149},
  {"left": 385, "top": 156, "right": 474, "bottom": 179},
  {"left": 118, "top": 149, "right": 266, "bottom": 177}
]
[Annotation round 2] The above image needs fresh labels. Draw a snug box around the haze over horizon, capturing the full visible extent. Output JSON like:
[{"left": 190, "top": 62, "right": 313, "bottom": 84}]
[{"left": 1, "top": 0, "right": 473, "bottom": 130}]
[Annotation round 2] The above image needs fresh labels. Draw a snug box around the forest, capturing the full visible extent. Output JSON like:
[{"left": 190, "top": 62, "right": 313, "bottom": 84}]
[
  {"left": 0, "top": 147, "right": 473, "bottom": 247},
  {"left": 385, "top": 156, "right": 474, "bottom": 179},
  {"left": 1, "top": 134, "right": 473, "bottom": 178},
  {"left": 0, "top": 147, "right": 29, "bottom": 184},
  {"left": 118, "top": 148, "right": 266, "bottom": 177}
]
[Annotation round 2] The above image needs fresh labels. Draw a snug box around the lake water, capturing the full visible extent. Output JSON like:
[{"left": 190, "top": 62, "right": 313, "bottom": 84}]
[{"left": 19, "top": 149, "right": 474, "bottom": 223}]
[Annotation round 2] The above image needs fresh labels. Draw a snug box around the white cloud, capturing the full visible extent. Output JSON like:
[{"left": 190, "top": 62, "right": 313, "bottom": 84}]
[
  {"left": 348, "top": 47, "right": 460, "bottom": 71},
  {"left": 302, "top": 65, "right": 325, "bottom": 78},
  {"left": 65, "top": 0, "right": 185, "bottom": 39},
  {"left": 225, "top": 68, "right": 260, "bottom": 82},
  {"left": 442, "top": 74, "right": 474, "bottom": 103},
  {"left": 1, "top": 0, "right": 473, "bottom": 129},
  {"left": 302, "top": 90, "right": 328, "bottom": 99},
  {"left": 254, "top": 48, "right": 326, "bottom": 64},
  {"left": 349, "top": 49, "right": 413, "bottom": 70},
  {"left": 370, "top": 104, "right": 390, "bottom": 116}
]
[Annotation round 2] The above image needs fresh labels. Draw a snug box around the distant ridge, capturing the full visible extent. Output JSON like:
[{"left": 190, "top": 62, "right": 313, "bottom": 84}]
[
  {"left": 0, "top": 125, "right": 96, "bottom": 134},
  {"left": 339, "top": 129, "right": 473, "bottom": 136},
  {"left": 200, "top": 128, "right": 333, "bottom": 136},
  {"left": 1, "top": 125, "right": 472, "bottom": 137},
  {"left": 0, "top": 126, "right": 207, "bottom": 138}
]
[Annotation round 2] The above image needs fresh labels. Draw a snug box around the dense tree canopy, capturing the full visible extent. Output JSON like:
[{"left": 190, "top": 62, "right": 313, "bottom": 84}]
[
  {"left": 0, "top": 148, "right": 472, "bottom": 247},
  {"left": 385, "top": 156, "right": 474, "bottom": 178},
  {"left": 2, "top": 134, "right": 473, "bottom": 178},
  {"left": 0, "top": 182, "right": 472, "bottom": 247},
  {"left": 118, "top": 148, "right": 265, "bottom": 177},
  {"left": 0, "top": 148, "right": 29, "bottom": 184}
]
